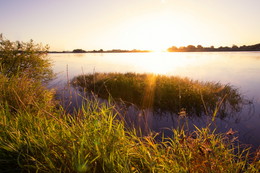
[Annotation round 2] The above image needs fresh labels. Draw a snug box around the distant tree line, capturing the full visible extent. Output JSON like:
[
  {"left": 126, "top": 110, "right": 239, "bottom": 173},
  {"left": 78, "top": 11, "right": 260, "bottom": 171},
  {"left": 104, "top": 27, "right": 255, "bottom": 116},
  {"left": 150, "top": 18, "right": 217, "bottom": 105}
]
[
  {"left": 71, "top": 49, "right": 151, "bottom": 53},
  {"left": 105, "top": 49, "right": 150, "bottom": 53},
  {"left": 49, "top": 43, "right": 260, "bottom": 54},
  {"left": 72, "top": 49, "right": 87, "bottom": 53},
  {"left": 167, "top": 43, "right": 260, "bottom": 52}
]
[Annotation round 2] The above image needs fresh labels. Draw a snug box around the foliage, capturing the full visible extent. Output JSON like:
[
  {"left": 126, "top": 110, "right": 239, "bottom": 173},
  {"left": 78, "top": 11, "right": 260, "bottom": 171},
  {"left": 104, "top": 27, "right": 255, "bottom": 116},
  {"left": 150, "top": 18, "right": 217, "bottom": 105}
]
[
  {"left": 0, "top": 35, "right": 56, "bottom": 115},
  {"left": 167, "top": 43, "right": 260, "bottom": 52},
  {"left": 0, "top": 34, "right": 54, "bottom": 83},
  {"left": 73, "top": 49, "right": 87, "bottom": 53},
  {"left": 72, "top": 73, "right": 246, "bottom": 118},
  {"left": 0, "top": 73, "right": 56, "bottom": 115},
  {"left": 0, "top": 97, "right": 259, "bottom": 172},
  {"left": 0, "top": 37, "right": 258, "bottom": 172}
]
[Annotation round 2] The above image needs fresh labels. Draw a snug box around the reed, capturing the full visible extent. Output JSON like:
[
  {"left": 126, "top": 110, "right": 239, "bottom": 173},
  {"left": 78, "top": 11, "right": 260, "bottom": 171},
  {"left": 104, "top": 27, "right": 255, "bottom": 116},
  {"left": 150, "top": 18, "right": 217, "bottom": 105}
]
[
  {"left": 72, "top": 72, "right": 247, "bottom": 119},
  {"left": 0, "top": 36, "right": 258, "bottom": 171},
  {"left": 0, "top": 77, "right": 259, "bottom": 172}
]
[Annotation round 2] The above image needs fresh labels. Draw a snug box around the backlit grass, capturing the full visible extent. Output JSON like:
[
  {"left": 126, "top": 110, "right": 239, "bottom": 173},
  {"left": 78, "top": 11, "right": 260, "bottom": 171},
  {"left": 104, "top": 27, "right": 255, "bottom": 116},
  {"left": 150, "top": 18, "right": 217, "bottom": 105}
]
[
  {"left": 0, "top": 74, "right": 259, "bottom": 172},
  {"left": 0, "top": 36, "right": 258, "bottom": 172},
  {"left": 1, "top": 102, "right": 259, "bottom": 172},
  {"left": 73, "top": 73, "right": 247, "bottom": 119}
]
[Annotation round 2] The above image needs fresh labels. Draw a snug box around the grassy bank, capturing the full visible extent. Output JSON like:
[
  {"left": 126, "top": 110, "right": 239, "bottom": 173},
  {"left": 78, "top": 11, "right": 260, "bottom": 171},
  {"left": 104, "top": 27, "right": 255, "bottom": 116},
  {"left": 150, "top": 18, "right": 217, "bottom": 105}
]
[
  {"left": 0, "top": 36, "right": 259, "bottom": 172},
  {"left": 1, "top": 91, "right": 259, "bottom": 172},
  {"left": 0, "top": 75, "right": 259, "bottom": 172}
]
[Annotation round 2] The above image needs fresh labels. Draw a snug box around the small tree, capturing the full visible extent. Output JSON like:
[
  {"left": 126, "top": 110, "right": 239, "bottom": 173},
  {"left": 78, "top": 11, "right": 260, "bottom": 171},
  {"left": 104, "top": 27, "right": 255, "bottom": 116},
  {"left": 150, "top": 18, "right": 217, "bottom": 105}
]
[{"left": 0, "top": 34, "right": 54, "bottom": 83}]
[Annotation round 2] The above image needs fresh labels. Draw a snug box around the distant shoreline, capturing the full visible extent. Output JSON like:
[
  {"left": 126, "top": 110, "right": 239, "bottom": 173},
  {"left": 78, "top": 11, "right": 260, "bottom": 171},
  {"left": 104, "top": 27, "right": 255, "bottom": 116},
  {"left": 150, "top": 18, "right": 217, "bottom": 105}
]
[
  {"left": 48, "top": 51, "right": 152, "bottom": 54},
  {"left": 48, "top": 50, "right": 260, "bottom": 54},
  {"left": 48, "top": 43, "right": 260, "bottom": 53}
]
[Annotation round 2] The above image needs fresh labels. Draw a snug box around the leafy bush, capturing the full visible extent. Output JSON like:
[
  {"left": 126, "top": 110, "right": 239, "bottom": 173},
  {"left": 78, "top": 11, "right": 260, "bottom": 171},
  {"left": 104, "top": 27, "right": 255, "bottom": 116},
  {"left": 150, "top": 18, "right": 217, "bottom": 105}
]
[
  {"left": 0, "top": 35, "right": 56, "bottom": 114},
  {"left": 0, "top": 34, "right": 54, "bottom": 83}
]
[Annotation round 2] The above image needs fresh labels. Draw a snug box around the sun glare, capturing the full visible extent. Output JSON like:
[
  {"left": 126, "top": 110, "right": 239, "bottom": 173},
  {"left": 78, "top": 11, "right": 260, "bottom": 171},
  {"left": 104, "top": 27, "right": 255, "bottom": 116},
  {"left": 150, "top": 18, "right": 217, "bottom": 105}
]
[
  {"left": 116, "top": 12, "right": 188, "bottom": 52},
  {"left": 150, "top": 47, "right": 167, "bottom": 52},
  {"left": 137, "top": 53, "right": 174, "bottom": 74},
  {"left": 121, "top": 52, "right": 197, "bottom": 75}
]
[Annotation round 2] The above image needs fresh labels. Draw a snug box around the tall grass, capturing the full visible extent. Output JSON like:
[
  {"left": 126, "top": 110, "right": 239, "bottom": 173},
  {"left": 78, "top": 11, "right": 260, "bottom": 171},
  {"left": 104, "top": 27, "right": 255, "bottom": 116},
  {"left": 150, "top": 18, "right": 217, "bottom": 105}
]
[
  {"left": 0, "top": 75, "right": 259, "bottom": 172},
  {"left": 72, "top": 73, "right": 247, "bottom": 119},
  {"left": 1, "top": 103, "right": 259, "bottom": 172},
  {"left": 0, "top": 35, "right": 259, "bottom": 172},
  {"left": 0, "top": 74, "right": 56, "bottom": 115}
]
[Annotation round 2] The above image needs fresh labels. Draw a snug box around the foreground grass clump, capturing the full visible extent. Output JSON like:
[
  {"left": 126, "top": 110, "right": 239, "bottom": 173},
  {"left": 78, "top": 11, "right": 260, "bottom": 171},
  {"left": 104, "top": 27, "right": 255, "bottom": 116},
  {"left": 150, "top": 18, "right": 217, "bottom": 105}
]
[
  {"left": 0, "top": 74, "right": 56, "bottom": 114},
  {"left": 1, "top": 99, "right": 259, "bottom": 172},
  {"left": 73, "top": 73, "right": 245, "bottom": 118},
  {"left": 0, "top": 74, "right": 258, "bottom": 172}
]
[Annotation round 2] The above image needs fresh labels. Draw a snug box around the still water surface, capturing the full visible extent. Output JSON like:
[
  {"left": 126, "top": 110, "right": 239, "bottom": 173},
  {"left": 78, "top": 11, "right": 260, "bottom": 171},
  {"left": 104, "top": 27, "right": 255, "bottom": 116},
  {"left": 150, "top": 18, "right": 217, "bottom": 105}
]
[{"left": 49, "top": 52, "right": 260, "bottom": 148}]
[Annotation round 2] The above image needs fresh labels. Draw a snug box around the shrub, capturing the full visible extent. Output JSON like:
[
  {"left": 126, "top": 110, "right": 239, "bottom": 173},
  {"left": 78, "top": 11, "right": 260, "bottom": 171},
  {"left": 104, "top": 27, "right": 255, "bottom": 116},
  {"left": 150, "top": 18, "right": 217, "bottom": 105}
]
[{"left": 0, "top": 34, "right": 54, "bottom": 83}]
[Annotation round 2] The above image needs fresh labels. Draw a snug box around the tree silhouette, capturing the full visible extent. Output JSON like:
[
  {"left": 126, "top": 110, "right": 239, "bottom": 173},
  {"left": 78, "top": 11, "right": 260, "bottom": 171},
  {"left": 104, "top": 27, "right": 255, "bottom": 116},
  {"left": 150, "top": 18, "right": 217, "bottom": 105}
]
[{"left": 167, "top": 43, "right": 260, "bottom": 52}]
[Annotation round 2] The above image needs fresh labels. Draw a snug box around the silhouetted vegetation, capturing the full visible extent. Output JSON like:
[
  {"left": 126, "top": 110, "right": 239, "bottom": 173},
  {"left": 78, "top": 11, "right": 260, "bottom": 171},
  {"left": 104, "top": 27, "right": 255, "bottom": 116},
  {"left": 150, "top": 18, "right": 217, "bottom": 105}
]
[
  {"left": 168, "top": 43, "right": 260, "bottom": 52},
  {"left": 72, "top": 49, "right": 87, "bottom": 53},
  {"left": 87, "top": 49, "right": 151, "bottom": 53},
  {"left": 72, "top": 73, "right": 247, "bottom": 119},
  {"left": 106, "top": 49, "right": 151, "bottom": 53},
  {"left": 50, "top": 43, "right": 260, "bottom": 54},
  {"left": 49, "top": 49, "right": 151, "bottom": 53}
]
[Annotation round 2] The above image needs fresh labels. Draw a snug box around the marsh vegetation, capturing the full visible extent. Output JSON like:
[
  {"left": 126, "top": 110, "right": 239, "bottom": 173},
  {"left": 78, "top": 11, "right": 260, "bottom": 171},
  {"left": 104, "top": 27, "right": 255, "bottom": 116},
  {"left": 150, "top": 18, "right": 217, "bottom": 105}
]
[
  {"left": 0, "top": 36, "right": 259, "bottom": 172},
  {"left": 72, "top": 73, "right": 247, "bottom": 119}
]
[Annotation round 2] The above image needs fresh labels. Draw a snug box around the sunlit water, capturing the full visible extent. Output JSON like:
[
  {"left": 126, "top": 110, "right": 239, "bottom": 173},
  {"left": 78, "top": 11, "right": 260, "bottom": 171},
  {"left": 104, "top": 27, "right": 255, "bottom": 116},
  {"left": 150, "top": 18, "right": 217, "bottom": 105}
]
[{"left": 49, "top": 52, "right": 260, "bottom": 149}]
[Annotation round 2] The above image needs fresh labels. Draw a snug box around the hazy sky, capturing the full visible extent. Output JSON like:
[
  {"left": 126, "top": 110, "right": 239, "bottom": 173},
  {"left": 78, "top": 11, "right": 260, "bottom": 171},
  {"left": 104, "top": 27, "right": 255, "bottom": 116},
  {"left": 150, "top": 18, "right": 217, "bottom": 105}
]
[{"left": 1, "top": 0, "right": 260, "bottom": 51}]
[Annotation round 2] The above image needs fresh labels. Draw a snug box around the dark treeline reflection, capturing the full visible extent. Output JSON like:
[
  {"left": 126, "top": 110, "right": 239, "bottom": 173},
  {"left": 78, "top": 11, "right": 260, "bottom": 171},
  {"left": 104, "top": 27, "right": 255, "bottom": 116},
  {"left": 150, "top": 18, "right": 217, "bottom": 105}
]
[{"left": 72, "top": 73, "right": 249, "bottom": 119}]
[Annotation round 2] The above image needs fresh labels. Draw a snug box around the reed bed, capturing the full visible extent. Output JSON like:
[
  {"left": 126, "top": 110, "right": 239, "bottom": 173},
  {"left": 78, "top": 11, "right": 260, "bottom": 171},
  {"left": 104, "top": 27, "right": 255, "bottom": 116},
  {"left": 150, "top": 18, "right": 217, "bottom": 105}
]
[
  {"left": 1, "top": 37, "right": 258, "bottom": 172},
  {"left": 0, "top": 74, "right": 259, "bottom": 172},
  {"left": 72, "top": 73, "right": 247, "bottom": 119}
]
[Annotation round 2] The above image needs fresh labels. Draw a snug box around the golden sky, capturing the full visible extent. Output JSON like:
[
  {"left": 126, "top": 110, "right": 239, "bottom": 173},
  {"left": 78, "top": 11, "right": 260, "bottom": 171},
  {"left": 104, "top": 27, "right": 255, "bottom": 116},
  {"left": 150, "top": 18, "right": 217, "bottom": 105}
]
[{"left": 1, "top": 0, "right": 259, "bottom": 51}]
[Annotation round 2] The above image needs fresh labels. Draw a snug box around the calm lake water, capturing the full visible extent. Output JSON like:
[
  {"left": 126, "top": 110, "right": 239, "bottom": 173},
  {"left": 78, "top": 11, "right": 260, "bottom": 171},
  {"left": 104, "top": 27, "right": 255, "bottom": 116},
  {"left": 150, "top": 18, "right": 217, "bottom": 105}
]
[{"left": 49, "top": 52, "right": 260, "bottom": 149}]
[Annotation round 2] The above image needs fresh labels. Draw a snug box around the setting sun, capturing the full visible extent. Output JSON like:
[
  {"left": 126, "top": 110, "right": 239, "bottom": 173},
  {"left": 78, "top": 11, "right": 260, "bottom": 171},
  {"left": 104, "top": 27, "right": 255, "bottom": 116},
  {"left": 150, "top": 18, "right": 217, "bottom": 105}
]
[
  {"left": 100, "top": 11, "right": 193, "bottom": 51},
  {"left": 1, "top": 0, "right": 259, "bottom": 51}
]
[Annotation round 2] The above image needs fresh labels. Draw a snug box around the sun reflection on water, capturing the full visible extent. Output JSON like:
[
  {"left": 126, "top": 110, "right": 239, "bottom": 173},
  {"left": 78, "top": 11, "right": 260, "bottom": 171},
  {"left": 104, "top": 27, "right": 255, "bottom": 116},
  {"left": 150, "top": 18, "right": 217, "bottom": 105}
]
[{"left": 133, "top": 52, "right": 193, "bottom": 75}]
